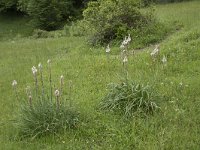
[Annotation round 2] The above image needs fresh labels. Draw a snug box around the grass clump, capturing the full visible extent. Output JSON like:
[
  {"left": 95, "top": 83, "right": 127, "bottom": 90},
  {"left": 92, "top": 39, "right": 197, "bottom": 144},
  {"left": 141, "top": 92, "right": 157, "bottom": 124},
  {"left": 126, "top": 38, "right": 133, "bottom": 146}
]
[
  {"left": 17, "top": 98, "right": 79, "bottom": 139},
  {"left": 13, "top": 61, "right": 79, "bottom": 139},
  {"left": 100, "top": 79, "right": 159, "bottom": 117}
]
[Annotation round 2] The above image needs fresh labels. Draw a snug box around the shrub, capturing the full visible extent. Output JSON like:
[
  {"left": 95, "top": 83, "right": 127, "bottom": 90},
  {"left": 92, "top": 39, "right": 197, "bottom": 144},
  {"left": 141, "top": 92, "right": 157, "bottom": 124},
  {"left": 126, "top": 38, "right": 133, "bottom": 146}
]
[
  {"left": 100, "top": 79, "right": 159, "bottom": 117},
  {"left": 25, "top": 0, "right": 74, "bottom": 30},
  {"left": 0, "top": 0, "right": 18, "bottom": 12},
  {"left": 79, "top": 0, "right": 156, "bottom": 45}
]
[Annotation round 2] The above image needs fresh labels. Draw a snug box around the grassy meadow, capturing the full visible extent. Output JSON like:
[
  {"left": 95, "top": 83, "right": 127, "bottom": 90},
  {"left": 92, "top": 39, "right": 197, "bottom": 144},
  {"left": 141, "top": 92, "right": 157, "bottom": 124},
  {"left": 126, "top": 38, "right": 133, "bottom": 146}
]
[{"left": 0, "top": 1, "right": 200, "bottom": 149}]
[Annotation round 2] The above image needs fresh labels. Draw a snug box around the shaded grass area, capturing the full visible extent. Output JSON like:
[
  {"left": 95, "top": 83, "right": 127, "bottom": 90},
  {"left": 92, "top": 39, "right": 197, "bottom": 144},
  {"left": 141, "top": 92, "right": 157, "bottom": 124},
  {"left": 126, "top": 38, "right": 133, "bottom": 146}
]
[
  {"left": 0, "top": 12, "right": 33, "bottom": 41},
  {"left": 0, "top": 1, "right": 200, "bottom": 149}
]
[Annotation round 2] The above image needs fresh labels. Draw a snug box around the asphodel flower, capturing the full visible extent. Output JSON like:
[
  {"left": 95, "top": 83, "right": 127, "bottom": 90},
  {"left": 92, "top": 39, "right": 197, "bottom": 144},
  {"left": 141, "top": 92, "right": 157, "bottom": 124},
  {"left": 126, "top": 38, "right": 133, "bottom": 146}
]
[
  {"left": 32, "top": 66, "right": 37, "bottom": 76},
  {"left": 150, "top": 45, "right": 160, "bottom": 57},
  {"left": 12, "top": 80, "right": 17, "bottom": 87},
  {"left": 54, "top": 89, "right": 60, "bottom": 97},
  {"left": 38, "top": 63, "right": 42, "bottom": 71},
  {"left": 127, "top": 34, "right": 131, "bottom": 43},
  {"left": 47, "top": 59, "right": 51, "bottom": 65},
  {"left": 162, "top": 55, "right": 167, "bottom": 64},
  {"left": 106, "top": 44, "right": 110, "bottom": 53},
  {"left": 60, "top": 75, "right": 64, "bottom": 85},
  {"left": 123, "top": 55, "right": 128, "bottom": 63}
]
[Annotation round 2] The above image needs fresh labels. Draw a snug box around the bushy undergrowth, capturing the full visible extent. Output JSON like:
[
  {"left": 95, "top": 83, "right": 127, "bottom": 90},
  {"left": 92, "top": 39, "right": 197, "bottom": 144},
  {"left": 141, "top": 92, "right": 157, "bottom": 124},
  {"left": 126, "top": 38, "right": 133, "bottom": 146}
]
[
  {"left": 17, "top": 98, "right": 79, "bottom": 139},
  {"left": 100, "top": 79, "right": 159, "bottom": 118}
]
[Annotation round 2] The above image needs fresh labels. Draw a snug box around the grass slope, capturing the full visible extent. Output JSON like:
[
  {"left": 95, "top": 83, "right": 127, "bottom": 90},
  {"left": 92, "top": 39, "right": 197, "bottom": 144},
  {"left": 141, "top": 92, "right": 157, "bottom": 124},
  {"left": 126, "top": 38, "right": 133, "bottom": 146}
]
[{"left": 0, "top": 1, "right": 200, "bottom": 149}]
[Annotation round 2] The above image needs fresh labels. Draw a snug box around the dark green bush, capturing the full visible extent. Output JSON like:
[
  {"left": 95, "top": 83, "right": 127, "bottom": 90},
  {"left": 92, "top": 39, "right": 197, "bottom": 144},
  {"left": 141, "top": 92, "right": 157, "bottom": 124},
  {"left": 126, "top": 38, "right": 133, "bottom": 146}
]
[
  {"left": 0, "top": 0, "right": 18, "bottom": 12},
  {"left": 79, "top": 0, "right": 157, "bottom": 45},
  {"left": 25, "top": 0, "right": 74, "bottom": 30}
]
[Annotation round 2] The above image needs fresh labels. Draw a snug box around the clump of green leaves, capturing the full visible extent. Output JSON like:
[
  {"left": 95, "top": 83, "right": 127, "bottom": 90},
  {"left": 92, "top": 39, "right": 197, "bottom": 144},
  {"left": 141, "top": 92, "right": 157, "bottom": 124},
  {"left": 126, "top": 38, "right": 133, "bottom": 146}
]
[{"left": 100, "top": 79, "right": 159, "bottom": 117}]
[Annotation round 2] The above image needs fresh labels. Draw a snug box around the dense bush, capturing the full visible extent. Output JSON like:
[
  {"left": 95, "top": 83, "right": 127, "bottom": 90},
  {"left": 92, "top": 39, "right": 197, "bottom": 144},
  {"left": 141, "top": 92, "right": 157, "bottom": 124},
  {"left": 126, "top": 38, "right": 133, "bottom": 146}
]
[
  {"left": 25, "top": 0, "right": 74, "bottom": 30},
  {"left": 0, "top": 0, "right": 18, "bottom": 12},
  {"left": 79, "top": 0, "right": 157, "bottom": 45}
]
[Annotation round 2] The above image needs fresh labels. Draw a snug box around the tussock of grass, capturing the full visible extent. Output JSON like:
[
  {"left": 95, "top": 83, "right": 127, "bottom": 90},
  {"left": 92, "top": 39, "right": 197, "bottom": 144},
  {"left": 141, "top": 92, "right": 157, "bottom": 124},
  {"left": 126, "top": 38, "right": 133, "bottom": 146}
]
[
  {"left": 16, "top": 98, "right": 79, "bottom": 139},
  {"left": 100, "top": 79, "right": 159, "bottom": 117}
]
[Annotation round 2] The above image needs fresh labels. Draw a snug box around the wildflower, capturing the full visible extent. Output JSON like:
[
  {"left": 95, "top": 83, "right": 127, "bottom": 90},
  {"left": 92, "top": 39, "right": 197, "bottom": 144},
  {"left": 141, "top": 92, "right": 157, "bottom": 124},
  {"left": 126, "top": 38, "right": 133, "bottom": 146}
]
[
  {"left": 38, "top": 63, "right": 42, "bottom": 71},
  {"left": 47, "top": 59, "right": 51, "bottom": 65},
  {"left": 29, "top": 95, "right": 32, "bottom": 107},
  {"left": 55, "top": 89, "right": 60, "bottom": 97},
  {"left": 60, "top": 75, "right": 64, "bottom": 82},
  {"left": 122, "top": 36, "right": 128, "bottom": 46},
  {"left": 25, "top": 86, "right": 31, "bottom": 96},
  {"left": 127, "top": 34, "right": 131, "bottom": 43},
  {"left": 123, "top": 55, "right": 128, "bottom": 63},
  {"left": 60, "top": 75, "right": 64, "bottom": 87},
  {"left": 151, "top": 45, "right": 160, "bottom": 57},
  {"left": 120, "top": 43, "right": 125, "bottom": 49},
  {"left": 106, "top": 44, "right": 110, "bottom": 53},
  {"left": 32, "top": 66, "right": 37, "bottom": 76},
  {"left": 12, "top": 80, "right": 17, "bottom": 87},
  {"left": 162, "top": 55, "right": 167, "bottom": 65}
]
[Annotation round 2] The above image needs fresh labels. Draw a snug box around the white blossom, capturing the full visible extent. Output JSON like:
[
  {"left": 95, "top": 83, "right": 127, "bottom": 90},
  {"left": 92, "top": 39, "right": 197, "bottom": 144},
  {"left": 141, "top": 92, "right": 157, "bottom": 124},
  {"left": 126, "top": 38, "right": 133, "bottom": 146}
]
[
  {"left": 151, "top": 45, "right": 160, "bottom": 57},
  {"left": 123, "top": 55, "right": 128, "bottom": 63},
  {"left": 32, "top": 66, "right": 37, "bottom": 76},
  {"left": 162, "top": 55, "right": 167, "bottom": 64},
  {"left": 47, "top": 59, "right": 51, "bottom": 65},
  {"left": 12, "top": 80, "right": 17, "bottom": 87},
  {"left": 127, "top": 34, "right": 131, "bottom": 43},
  {"left": 106, "top": 44, "right": 110, "bottom": 53},
  {"left": 55, "top": 89, "right": 60, "bottom": 97},
  {"left": 60, "top": 75, "right": 64, "bottom": 84},
  {"left": 38, "top": 63, "right": 42, "bottom": 71}
]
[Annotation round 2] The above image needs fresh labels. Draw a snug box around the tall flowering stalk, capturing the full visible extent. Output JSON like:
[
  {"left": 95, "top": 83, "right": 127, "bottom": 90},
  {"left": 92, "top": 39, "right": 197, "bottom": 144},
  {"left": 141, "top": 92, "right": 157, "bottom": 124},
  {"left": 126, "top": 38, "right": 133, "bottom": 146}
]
[
  {"left": 60, "top": 75, "right": 64, "bottom": 97},
  {"left": 38, "top": 63, "right": 44, "bottom": 98},
  {"left": 122, "top": 51, "right": 128, "bottom": 79},
  {"left": 55, "top": 89, "right": 60, "bottom": 110},
  {"left": 47, "top": 59, "right": 52, "bottom": 101},
  {"left": 12, "top": 80, "right": 18, "bottom": 100},
  {"left": 68, "top": 80, "right": 73, "bottom": 107},
  {"left": 120, "top": 34, "right": 131, "bottom": 79},
  {"left": 26, "top": 86, "right": 32, "bottom": 108},
  {"left": 32, "top": 66, "right": 38, "bottom": 96},
  {"left": 162, "top": 55, "right": 167, "bottom": 67},
  {"left": 150, "top": 45, "right": 160, "bottom": 62},
  {"left": 106, "top": 44, "right": 110, "bottom": 61}
]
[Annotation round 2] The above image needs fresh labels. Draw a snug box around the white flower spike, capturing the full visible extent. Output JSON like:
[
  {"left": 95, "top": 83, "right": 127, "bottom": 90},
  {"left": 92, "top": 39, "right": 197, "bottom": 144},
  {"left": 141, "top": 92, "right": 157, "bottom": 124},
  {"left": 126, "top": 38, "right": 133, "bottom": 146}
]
[
  {"left": 123, "top": 56, "right": 128, "bottom": 63},
  {"left": 151, "top": 45, "right": 160, "bottom": 57},
  {"left": 38, "top": 63, "right": 42, "bottom": 71},
  {"left": 12, "top": 80, "right": 17, "bottom": 87},
  {"left": 47, "top": 59, "right": 51, "bottom": 65},
  {"left": 32, "top": 66, "right": 37, "bottom": 76},
  {"left": 106, "top": 44, "right": 110, "bottom": 53},
  {"left": 127, "top": 34, "right": 131, "bottom": 43},
  {"left": 162, "top": 55, "right": 167, "bottom": 64},
  {"left": 55, "top": 89, "right": 60, "bottom": 97}
]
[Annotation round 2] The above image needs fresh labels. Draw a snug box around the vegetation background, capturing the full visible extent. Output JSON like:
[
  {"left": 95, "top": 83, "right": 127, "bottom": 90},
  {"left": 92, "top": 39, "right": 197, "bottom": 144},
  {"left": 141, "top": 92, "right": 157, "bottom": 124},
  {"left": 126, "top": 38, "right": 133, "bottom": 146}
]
[{"left": 0, "top": 0, "right": 199, "bottom": 149}]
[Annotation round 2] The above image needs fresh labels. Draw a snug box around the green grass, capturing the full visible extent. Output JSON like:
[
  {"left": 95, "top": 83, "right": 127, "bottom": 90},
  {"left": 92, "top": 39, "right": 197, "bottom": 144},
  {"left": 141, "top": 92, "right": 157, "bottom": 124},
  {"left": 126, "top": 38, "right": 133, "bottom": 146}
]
[
  {"left": 0, "top": 1, "right": 200, "bottom": 149},
  {"left": 0, "top": 12, "right": 33, "bottom": 41}
]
